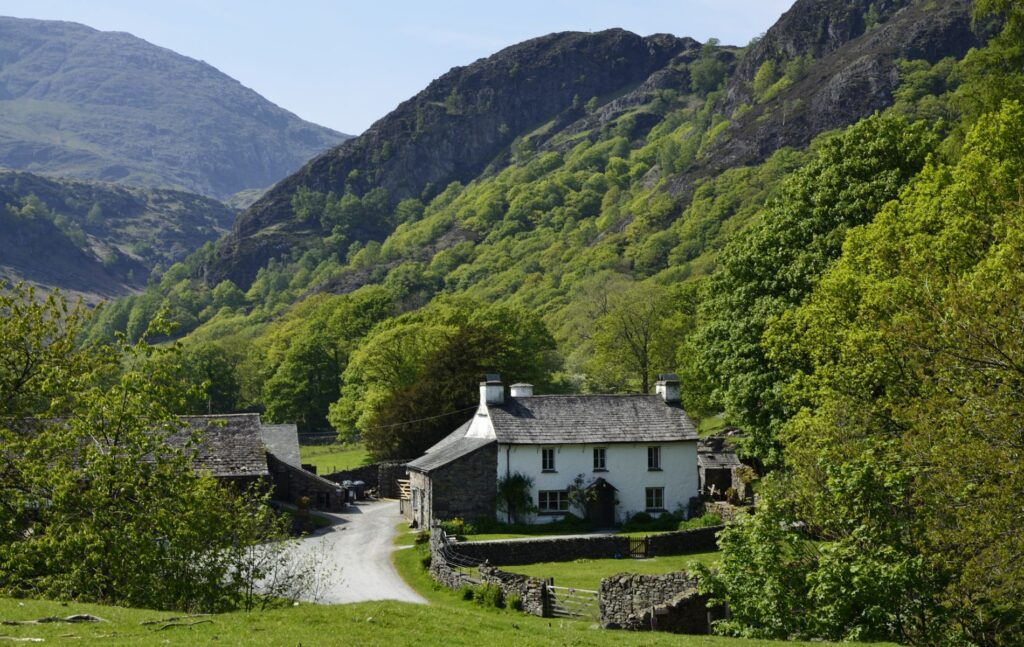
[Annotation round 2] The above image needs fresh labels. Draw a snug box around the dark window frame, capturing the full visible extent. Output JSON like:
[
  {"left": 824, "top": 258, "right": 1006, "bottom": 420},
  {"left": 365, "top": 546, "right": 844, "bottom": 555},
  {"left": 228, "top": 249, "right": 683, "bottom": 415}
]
[
  {"left": 538, "top": 489, "right": 570, "bottom": 513},
  {"left": 593, "top": 447, "right": 607, "bottom": 471},
  {"left": 645, "top": 487, "right": 665, "bottom": 512},
  {"left": 541, "top": 447, "right": 556, "bottom": 472},
  {"left": 647, "top": 446, "right": 662, "bottom": 471}
]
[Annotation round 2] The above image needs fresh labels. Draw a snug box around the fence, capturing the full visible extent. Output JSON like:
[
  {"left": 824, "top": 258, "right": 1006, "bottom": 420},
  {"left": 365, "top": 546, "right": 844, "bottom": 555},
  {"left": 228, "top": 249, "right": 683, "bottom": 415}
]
[{"left": 548, "top": 584, "right": 600, "bottom": 620}]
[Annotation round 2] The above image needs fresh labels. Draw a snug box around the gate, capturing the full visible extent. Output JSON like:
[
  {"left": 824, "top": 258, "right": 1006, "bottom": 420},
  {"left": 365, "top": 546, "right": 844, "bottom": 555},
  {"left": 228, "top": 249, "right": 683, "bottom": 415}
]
[
  {"left": 628, "top": 536, "right": 649, "bottom": 558},
  {"left": 547, "top": 585, "right": 600, "bottom": 620}
]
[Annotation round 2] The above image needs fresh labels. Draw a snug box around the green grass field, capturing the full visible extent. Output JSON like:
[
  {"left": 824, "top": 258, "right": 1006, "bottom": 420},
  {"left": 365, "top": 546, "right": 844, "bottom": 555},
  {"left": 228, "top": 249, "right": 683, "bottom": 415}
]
[
  {"left": 500, "top": 552, "right": 722, "bottom": 590},
  {"left": 697, "top": 413, "right": 729, "bottom": 436},
  {"left": 388, "top": 540, "right": 894, "bottom": 647},
  {"left": 300, "top": 442, "right": 370, "bottom": 474},
  {"left": 0, "top": 538, "right": 889, "bottom": 646}
]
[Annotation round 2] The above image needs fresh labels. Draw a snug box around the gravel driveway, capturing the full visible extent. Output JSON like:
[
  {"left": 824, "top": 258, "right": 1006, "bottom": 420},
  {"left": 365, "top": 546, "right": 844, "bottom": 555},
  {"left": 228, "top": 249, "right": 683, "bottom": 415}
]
[{"left": 291, "top": 499, "right": 425, "bottom": 605}]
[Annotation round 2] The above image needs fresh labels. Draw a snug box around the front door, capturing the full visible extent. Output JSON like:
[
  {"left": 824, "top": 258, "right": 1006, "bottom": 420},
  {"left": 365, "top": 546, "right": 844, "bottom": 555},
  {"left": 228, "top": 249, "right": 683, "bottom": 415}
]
[{"left": 586, "top": 481, "right": 617, "bottom": 528}]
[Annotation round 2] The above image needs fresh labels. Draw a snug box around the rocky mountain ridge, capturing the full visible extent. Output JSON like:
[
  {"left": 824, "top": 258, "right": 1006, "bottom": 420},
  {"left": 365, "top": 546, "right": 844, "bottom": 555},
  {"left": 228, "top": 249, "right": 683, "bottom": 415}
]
[
  {"left": 0, "top": 17, "right": 349, "bottom": 199},
  {"left": 202, "top": 0, "right": 979, "bottom": 291}
]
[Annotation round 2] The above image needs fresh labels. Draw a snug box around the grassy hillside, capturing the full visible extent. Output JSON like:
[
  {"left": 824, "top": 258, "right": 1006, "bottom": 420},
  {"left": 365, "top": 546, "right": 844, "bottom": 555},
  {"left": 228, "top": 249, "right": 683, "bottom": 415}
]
[{"left": 0, "top": 595, "right": 894, "bottom": 646}]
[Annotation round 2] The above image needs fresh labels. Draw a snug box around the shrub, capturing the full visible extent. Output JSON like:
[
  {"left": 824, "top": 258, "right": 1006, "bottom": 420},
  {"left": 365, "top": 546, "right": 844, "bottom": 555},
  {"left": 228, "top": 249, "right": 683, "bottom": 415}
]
[
  {"left": 507, "top": 593, "right": 523, "bottom": 611},
  {"left": 473, "top": 583, "right": 505, "bottom": 608},
  {"left": 679, "top": 513, "right": 723, "bottom": 530},
  {"left": 458, "top": 584, "right": 475, "bottom": 600},
  {"left": 414, "top": 530, "right": 430, "bottom": 544},
  {"left": 439, "top": 517, "right": 476, "bottom": 537}
]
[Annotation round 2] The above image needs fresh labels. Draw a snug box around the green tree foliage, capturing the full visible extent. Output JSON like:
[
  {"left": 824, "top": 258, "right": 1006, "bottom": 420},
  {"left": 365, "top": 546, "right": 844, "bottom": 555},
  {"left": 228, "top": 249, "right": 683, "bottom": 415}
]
[
  {"left": 496, "top": 472, "right": 536, "bottom": 524},
  {"left": 708, "top": 101, "right": 1024, "bottom": 645},
  {"left": 695, "top": 114, "right": 938, "bottom": 463},
  {"left": 585, "top": 282, "right": 681, "bottom": 394},
  {"left": 262, "top": 286, "right": 395, "bottom": 434},
  {"left": 688, "top": 49, "right": 729, "bottom": 96},
  {"left": 332, "top": 298, "right": 560, "bottom": 459},
  {"left": 752, "top": 59, "right": 778, "bottom": 100},
  {"left": 0, "top": 285, "right": 296, "bottom": 612}
]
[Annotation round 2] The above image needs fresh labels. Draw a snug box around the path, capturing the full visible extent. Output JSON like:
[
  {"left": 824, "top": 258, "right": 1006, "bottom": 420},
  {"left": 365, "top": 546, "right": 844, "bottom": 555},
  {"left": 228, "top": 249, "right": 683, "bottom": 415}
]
[{"left": 292, "top": 499, "right": 426, "bottom": 605}]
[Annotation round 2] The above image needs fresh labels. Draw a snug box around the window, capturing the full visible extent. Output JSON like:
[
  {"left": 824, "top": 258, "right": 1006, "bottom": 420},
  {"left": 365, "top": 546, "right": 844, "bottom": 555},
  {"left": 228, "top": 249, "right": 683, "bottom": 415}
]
[
  {"left": 647, "top": 446, "right": 662, "bottom": 470},
  {"left": 542, "top": 448, "right": 556, "bottom": 472},
  {"left": 645, "top": 487, "right": 665, "bottom": 511},
  {"left": 593, "top": 447, "right": 607, "bottom": 471},
  {"left": 538, "top": 490, "right": 570, "bottom": 513}
]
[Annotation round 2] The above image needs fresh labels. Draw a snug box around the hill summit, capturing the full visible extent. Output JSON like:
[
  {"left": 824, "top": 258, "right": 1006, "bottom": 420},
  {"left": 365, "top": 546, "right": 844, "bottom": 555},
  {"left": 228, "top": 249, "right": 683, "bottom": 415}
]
[{"left": 0, "top": 17, "right": 349, "bottom": 199}]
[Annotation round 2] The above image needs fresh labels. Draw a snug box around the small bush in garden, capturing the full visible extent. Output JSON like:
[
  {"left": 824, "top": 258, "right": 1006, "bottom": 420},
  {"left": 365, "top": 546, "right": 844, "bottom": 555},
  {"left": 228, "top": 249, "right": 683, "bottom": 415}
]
[
  {"left": 473, "top": 583, "right": 505, "bottom": 608},
  {"left": 507, "top": 593, "right": 523, "bottom": 611},
  {"left": 678, "top": 512, "right": 723, "bottom": 530},
  {"left": 458, "top": 585, "right": 475, "bottom": 600},
  {"left": 472, "top": 515, "right": 500, "bottom": 533},
  {"left": 414, "top": 530, "right": 430, "bottom": 544},
  {"left": 420, "top": 554, "right": 432, "bottom": 569},
  {"left": 440, "top": 517, "right": 477, "bottom": 537}
]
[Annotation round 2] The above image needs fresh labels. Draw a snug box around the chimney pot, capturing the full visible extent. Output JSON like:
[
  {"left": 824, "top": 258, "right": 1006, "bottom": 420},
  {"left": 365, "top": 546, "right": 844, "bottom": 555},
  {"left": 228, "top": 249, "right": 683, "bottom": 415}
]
[
  {"left": 655, "top": 373, "right": 681, "bottom": 404},
  {"left": 510, "top": 383, "right": 534, "bottom": 398},
  {"left": 480, "top": 373, "right": 504, "bottom": 406}
]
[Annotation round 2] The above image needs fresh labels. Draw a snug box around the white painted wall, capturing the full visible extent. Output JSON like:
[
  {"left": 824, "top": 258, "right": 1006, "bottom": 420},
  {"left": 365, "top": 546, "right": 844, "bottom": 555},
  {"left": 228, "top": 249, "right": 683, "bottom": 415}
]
[{"left": 496, "top": 441, "right": 699, "bottom": 524}]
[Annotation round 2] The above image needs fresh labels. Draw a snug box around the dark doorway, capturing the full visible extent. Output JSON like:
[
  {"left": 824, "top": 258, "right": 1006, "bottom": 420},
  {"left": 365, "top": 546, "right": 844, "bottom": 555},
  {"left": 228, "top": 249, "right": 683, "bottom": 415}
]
[{"left": 585, "top": 478, "right": 617, "bottom": 528}]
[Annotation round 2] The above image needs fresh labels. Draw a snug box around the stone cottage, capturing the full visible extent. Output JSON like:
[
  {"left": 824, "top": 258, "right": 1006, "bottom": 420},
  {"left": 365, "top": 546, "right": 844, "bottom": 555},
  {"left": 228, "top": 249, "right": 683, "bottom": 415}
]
[
  {"left": 170, "top": 414, "right": 346, "bottom": 511},
  {"left": 405, "top": 374, "right": 699, "bottom": 527}
]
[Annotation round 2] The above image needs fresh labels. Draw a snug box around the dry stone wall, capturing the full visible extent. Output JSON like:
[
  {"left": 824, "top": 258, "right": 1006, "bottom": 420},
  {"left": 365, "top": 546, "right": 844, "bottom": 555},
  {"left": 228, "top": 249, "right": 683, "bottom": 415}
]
[
  {"left": 456, "top": 526, "right": 723, "bottom": 565},
  {"left": 599, "top": 572, "right": 711, "bottom": 633},
  {"left": 428, "top": 527, "right": 549, "bottom": 616}
]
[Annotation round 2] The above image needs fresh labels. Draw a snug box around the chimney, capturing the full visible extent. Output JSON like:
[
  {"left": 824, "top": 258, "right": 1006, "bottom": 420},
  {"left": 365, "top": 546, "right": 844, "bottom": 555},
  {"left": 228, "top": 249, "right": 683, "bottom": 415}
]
[
  {"left": 655, "top": 373, "right": 680, "bottom": 404},
  {"left": 480, "top": 373, "right": 504, "bottom": 406},
  {"left": 510, "top": 383, "right": 534, "bottom": 398}
]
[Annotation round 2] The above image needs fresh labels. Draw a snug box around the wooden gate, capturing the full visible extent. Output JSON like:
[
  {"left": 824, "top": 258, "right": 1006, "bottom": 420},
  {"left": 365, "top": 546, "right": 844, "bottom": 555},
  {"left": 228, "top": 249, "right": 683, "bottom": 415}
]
[
  {"left": 548, "top": 585, "right": 600, "bottom": 620},
  {"left": 628, "top": 536, "right": 648, "bottom": 558}
]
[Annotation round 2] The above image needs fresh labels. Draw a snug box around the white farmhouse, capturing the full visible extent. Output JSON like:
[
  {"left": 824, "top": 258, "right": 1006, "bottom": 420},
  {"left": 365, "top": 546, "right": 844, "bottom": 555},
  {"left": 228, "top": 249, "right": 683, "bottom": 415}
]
[{"left": 405, "top": 374, "right": 699, "bottom": 528}]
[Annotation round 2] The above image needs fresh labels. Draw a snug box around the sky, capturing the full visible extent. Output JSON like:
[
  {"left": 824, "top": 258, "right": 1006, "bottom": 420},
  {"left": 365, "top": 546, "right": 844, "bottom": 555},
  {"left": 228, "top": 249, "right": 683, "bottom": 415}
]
[{"left": 2, "top": 1, "right": 794, "bottom": 135}]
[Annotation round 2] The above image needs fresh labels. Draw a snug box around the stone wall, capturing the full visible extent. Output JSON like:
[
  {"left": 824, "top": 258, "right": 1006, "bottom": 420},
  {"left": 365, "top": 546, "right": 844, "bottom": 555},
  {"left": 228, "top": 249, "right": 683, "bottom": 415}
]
[
  {"left": 456, "top": 526, "right": 723, "bottom": 566},
  {"left": 324, "top": 460, "right": 410, "bottom": 498},
  {"left": 457, "top": 535, "right": 628, "bottom": 566},
  {"left": 704, "top": 501, "right": 750, "bottom": 523},
  {"left": 599, "top": 572, "right": 711, "bottom": 633},
  {"left": 267, "top": 453, "right": 345, "bottom": 512},
  {"left": 647, "top": 526, "right": 720, "bottom": 555},
  {"left": 428, "top": 527, "right": 549, "bottom": 616},
  {"left": 428, "top": 444, "right": 497, "bottom": 523},
  {"left": 478, "top": 564, "right": 548, "bottom": 616},
  {"left": 377, "top": 461, "right": 408, "bottom": 499}
]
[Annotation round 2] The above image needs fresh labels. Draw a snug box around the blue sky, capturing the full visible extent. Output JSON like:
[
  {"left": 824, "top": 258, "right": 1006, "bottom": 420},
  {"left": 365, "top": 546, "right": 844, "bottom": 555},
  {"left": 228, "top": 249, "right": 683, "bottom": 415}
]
[{"left": 3, "top": 1, "right": 793, "bottom": 134}]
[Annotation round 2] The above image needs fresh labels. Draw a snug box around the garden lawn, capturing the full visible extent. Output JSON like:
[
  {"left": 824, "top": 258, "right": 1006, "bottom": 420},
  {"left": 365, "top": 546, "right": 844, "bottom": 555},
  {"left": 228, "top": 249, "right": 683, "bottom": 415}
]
[
  {"left": 500, "top": 552, "right": 722, "bottom": 590},
  {"left": 300, "top": 442, "right": 369, "bottom": 473}
]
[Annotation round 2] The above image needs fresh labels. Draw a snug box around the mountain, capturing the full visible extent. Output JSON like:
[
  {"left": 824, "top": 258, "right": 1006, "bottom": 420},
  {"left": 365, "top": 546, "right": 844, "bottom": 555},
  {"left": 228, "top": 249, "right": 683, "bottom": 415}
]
[
  {"left": 0, "top": 17, "right": 349, "bottom": 199},
  {"left": 0, "top": 169, "right": 235, "bottom": 302},
  {"left": 94, "top": 0, "right": 985, "bottom": 365},
  {"left": 208, "top": 28, "right": 699, "bottom": 287},
  {"left": 204, "top": 0, "right": 976, "bottom": 290}
]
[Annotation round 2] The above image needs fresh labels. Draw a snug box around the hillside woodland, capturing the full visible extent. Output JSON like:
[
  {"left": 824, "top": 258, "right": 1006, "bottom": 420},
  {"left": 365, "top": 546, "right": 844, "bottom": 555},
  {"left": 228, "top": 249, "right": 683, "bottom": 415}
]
[
  {"left": 69, "top": 0, "right": 1024, "bottom": 641},
  {"left": 0, "top": 170, "right": 236, "bottom": 302},
  {"left": 0, "top": 17, "right": 348, "bottom": 199}
]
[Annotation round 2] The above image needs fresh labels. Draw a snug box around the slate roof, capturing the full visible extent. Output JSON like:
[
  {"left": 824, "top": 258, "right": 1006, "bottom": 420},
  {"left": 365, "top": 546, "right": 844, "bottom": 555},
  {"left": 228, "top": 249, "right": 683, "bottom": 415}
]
[
  {"left": 489, "top": 395, "right": 698, "bottom": 444},
  {"left": 697, "top": 436, "right": 743, "bottom": 469},
  {"left": 406, "top": 419, "right": 493, "bottom": 473},
  {"left": 172, "top": 414, "right": 269, "bottom": 478},
  {"left": 260, "top": 423, "right": 301, "bottom": 469}
]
